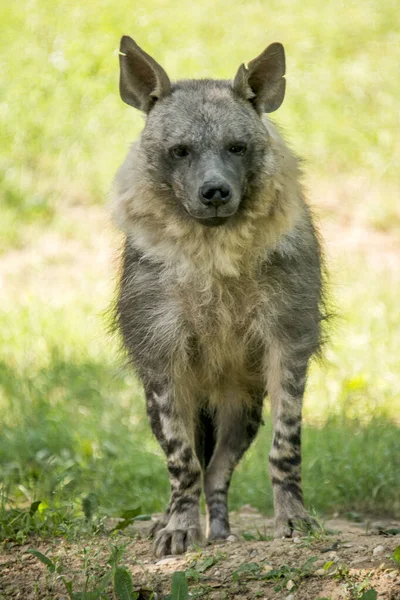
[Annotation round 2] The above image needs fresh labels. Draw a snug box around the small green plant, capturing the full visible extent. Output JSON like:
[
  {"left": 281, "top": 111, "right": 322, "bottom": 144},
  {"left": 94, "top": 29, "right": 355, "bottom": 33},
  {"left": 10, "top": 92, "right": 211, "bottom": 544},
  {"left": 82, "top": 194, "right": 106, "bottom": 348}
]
[
  {"left": 112, "top": 507, "right": 152, "bottom": 532},
  {"left": 359, "top": 590, "right": 377, "bottom": 600},
  {"left": 165, "top": 572, "right": 189, "bottom": 600},
  {"left": 232, "top": 562, "right": 262, "bottom": 582},
  {"left": 334, "top": 564, "right": 378, "bottom": 600},
  {"left": 0, "top": 499, "right": 84, "bottom": 543},
  {"left": 393, "top": 545, "right": 400, "bottom": 567},
  {"left": 114, "top": 567, "right": 139, "bottom": 600},
  {"left": 27, "top": 543, "right": 144, "bottom": 599},
  {"left": 262, "top": 556, "right": 318, "bottom": 592}
]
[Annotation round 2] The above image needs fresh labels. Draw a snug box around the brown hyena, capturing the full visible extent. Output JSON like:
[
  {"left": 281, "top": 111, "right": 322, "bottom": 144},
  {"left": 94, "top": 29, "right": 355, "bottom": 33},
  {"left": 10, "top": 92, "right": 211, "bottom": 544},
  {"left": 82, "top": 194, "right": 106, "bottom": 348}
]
[{"left": 112, "top": 35, "right": 326, "bottom": 557}]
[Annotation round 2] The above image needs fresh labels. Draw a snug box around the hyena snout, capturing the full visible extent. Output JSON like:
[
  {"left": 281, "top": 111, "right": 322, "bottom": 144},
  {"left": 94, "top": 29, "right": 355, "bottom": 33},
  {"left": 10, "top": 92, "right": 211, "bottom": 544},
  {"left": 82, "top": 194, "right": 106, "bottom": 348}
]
[{"left": 199, "top": 181, "right": 232, "bottom": 208}]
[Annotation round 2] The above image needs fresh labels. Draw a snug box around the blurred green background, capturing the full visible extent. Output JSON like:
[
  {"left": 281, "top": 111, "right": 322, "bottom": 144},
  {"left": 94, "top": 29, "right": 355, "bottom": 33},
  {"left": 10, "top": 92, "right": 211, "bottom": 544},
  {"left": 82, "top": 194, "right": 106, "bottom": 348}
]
[{"left": 1, "top": 0, "right": 399, "bottom": 538}]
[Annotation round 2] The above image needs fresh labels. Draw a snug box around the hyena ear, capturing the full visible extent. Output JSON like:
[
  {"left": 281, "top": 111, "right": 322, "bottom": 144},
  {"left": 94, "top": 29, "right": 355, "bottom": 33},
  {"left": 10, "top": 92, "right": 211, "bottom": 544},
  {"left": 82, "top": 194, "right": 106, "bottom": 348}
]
[
  {"left": 119, "top": 35, "right": 171, "bottom": 112},
  {"left": 233, "top": 43, "right": 286, "bottom": 113}
]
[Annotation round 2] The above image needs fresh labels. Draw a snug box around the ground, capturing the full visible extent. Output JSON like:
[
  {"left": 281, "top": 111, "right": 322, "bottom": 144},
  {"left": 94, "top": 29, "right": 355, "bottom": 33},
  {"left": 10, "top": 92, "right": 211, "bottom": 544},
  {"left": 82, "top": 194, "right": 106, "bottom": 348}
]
[{"left": 1, "top": 507, "right": 399, "bottom": 599}]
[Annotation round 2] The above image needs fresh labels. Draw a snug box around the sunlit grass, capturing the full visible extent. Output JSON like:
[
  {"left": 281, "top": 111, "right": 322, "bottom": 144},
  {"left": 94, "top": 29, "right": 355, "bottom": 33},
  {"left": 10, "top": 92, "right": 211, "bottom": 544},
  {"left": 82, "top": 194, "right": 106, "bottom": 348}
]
[{"left": 1, "top": 0, "right": 400, "bottom": 249}]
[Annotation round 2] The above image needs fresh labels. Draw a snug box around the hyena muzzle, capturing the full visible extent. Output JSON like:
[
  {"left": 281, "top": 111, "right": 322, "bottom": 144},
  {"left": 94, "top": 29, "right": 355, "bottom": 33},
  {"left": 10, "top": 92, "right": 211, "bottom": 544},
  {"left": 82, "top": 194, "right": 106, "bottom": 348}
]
[{"left": 112, "top": 35, "right": 325, "bottom": 557}]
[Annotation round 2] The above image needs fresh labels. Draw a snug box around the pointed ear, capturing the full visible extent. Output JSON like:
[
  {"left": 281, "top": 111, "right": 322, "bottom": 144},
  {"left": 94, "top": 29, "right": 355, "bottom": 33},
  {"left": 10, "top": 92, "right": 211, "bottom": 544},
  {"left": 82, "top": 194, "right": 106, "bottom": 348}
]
[
  {"left": 119, "top": 35, "right": 171, "bottom": 112},
  {"left": 233, "top": 43, "right": 286, "bottom": 113}
]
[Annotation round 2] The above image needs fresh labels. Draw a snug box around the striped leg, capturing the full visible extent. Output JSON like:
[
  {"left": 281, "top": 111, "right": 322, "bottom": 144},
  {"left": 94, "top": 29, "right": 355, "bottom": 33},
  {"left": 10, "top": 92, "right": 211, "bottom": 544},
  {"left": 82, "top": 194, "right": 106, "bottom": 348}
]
[
  {"left": 145, "top": 385, "right": 203, "bottom": 556},
  {"left": 268, "top": 351, "right": 313, "bottom": 537},
  {"left": 204, "top": 394, "right": 264, "bottom": 541}
]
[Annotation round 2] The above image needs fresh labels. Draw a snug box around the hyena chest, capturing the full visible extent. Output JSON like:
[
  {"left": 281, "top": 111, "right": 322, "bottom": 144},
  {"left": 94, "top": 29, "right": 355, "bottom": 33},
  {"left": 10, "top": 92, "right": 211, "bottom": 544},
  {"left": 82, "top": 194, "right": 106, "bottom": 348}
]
[{"left": 175, "top": 279, "right": 269, "bottom": 392}]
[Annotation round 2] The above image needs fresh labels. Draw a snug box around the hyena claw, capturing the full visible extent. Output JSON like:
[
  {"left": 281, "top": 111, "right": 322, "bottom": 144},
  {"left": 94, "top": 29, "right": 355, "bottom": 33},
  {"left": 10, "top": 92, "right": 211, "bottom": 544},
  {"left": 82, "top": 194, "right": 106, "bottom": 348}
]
[
  {"left": 149, "top": 515, "right": 169, "bottom": 538},
  {"left": 274, "top": 511, "right": 319, "bottom": 538},
  {"left": 154, "top": 525, "right": 203, "bottom": 557}
]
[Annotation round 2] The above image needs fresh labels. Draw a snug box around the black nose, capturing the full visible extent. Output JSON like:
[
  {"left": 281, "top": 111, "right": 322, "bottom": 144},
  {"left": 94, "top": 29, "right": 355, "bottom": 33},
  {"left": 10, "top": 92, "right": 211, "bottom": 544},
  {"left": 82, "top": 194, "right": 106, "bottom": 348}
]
[{"left": 199, "top": 181, "right": 232, "bottom": 208}]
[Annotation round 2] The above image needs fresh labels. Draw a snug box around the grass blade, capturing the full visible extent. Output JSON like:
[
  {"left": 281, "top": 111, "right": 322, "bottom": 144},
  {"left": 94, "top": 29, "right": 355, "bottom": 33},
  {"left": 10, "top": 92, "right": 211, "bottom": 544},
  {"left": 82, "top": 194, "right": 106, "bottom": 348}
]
[
  {"left": 113, "top": 566, "right": 138, "bottom": 600},
  {"left": 28, "top": 549, "right": 56, "bottom": 573},
  {"left": 170, "top": 572, "right": 189, "bottom": 600}
]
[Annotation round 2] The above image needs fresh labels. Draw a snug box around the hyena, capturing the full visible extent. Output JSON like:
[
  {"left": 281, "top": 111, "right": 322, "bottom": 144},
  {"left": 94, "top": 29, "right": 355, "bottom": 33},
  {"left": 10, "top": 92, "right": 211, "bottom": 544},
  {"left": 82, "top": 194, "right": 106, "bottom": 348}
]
[{"left": 112, "top": 35, "right": 325, "bottom": 557}]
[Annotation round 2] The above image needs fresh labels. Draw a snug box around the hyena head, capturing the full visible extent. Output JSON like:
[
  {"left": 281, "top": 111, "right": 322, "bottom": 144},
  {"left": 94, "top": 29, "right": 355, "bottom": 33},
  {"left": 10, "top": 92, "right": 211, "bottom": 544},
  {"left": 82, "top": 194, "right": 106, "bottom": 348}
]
[{"left": 119, "top": 36, "right": 286, "bottom": 227}]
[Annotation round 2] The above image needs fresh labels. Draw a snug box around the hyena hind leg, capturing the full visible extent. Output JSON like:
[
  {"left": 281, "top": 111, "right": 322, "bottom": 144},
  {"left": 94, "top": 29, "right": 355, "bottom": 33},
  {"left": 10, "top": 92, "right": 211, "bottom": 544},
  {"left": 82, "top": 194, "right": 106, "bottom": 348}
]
[
  {"left": 204, "top": 395, "right": 264, "bottom": 541},
  {"left": 268, "top": 357, "right": 317, "bottom": 538},
  {"left": 145, "top": 385, "right": 203, "bottom": 556}
]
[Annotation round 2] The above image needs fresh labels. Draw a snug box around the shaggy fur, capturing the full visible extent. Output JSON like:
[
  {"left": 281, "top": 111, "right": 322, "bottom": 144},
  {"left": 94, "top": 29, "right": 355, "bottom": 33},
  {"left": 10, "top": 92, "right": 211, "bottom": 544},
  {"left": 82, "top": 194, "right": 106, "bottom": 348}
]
[{"left": 112, "top": 36, "right": 326, "bottom": 556}]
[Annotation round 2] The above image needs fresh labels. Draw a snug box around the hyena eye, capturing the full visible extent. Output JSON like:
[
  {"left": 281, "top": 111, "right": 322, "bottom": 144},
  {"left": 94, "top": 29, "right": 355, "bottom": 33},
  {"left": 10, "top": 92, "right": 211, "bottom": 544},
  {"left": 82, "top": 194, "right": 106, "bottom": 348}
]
[
  {"left": 170, "top": 146, "right": 190, "bottom": 159},
  {"left": 228, "top": 143, "right": 247, "bottom": 156}
]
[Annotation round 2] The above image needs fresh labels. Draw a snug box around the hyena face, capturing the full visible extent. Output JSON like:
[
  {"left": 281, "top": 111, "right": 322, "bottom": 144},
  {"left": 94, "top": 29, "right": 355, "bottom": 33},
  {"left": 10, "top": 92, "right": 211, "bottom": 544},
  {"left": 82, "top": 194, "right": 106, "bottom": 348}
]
[
  {"left": 119, "top": 36, "right": 286, "bottom": 226},
  {"left": 141, "top": 85, "right": 270, "bottom": 225}
]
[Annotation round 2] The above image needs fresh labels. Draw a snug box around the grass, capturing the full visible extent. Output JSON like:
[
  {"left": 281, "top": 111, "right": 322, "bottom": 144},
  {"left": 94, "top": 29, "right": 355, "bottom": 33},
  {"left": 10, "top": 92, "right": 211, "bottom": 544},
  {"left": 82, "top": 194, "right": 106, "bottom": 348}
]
[
  {"left": 0, "top": 0, "right": 399, "bottom": 552},
  {"left": 1, "top": 0, "right": 400, "bottom": 250}
]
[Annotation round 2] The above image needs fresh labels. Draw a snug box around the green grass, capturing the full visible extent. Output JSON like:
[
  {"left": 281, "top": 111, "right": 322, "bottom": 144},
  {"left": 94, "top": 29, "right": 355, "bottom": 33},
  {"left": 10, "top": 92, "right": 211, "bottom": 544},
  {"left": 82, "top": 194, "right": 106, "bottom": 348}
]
[{"left": 1, "top": 0, "right": 400, "bottom": 249}]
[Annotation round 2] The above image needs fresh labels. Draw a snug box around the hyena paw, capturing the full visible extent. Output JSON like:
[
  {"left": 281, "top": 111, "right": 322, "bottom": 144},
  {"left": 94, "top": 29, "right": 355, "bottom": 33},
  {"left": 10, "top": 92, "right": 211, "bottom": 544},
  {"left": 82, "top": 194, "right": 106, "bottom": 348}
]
[
  {"left": 274, "top": 510, "right": 318, "bottom": 538},
  {"left": 149, "top": 514, "right": 169, "bottom": 538},
  {"left": 207, "top": 522, "right": 230, "bottom": 541},
  {"left": 154, "top": 525, "right": 202, "bottom": 557}
]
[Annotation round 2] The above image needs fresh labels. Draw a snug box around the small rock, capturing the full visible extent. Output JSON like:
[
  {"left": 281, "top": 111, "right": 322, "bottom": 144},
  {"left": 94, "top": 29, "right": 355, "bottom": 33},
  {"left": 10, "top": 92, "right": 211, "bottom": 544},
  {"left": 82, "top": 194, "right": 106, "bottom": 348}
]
[
  {"left": 286, "top": 579, "right": 295, "bottom": 591},
  {"left": 263, "top": 564, "right": 274, "bottom": 573},
  {"left": 315, "top": 568, "right": 326, "bottom": 576},
  {"left": 328, "top": 551, "right": 339, "bottom": 561},
  {"left": 286, "top": 595, "right": 295, "bottom": 600},
  {"left": 373, "top": 545, "right": 385, "bottom": 556},
  {"left": 214, "top": 570, "right": 220, "bottom": 576},
  {"left": 293, "top": 536, "right": 301, "bottom": 544},
  {"left": 386, "top": 571, "right": 397, "bottom": 579},
  {"left": 351, "top": 556, "right": 370, "bottom": 565},
  {"left": 156, "top": 556, "right": 181, "bottom": 566},
  {"left": 227, "top": 534, "right": 238, "bottom": 542}
]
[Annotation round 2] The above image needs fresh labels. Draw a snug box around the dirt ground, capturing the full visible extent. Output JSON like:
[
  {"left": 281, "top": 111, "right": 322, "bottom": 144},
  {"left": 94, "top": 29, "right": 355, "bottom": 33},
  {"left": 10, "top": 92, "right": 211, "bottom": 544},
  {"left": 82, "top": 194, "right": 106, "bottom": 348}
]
[{"left": 1, "top": 507, "right": 399, "bottom": 599}]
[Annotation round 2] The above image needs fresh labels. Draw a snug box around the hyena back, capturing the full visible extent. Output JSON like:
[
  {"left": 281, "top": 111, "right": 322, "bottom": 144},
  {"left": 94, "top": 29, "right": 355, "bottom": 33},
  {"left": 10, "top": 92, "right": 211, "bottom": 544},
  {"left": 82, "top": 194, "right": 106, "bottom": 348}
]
[{"left": 112, "top": 36, "right": 325, "bottom": 556}]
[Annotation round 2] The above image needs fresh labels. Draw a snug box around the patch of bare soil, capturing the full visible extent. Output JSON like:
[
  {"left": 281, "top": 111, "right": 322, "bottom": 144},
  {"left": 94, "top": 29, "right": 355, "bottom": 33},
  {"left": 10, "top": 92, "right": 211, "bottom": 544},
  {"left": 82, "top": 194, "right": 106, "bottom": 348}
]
[{"left": 1, "top": 508, "right": 399, "bottom": 599}]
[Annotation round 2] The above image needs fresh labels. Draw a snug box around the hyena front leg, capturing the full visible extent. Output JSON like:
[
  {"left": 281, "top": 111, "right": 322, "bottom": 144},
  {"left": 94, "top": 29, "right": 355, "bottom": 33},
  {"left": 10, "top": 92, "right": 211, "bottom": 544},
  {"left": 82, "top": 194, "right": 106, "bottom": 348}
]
[
  {"left": 204, "top": 393, "right": 264, "bottom": 541},
  {"left": 268, "top": 347, "right": 314, "bottom": 537},
  {"left": 145, "top": 384, "right": 202, "bottom": 556}
]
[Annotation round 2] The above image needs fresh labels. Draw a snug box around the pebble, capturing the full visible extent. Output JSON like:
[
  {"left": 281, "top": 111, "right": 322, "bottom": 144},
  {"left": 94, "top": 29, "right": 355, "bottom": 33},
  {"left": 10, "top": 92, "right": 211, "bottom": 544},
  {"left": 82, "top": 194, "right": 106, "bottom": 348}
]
[
  {"left": 373, "top": 545, "right": 385, "bottom": 556},
  {"left": 227, "top": 534, "right": 238, "bottom": 542},
  {"left": 315, "top": 568, "right": 326, "bottom": 576},
  {"left": 286, "top": 579, "right": 295, "bottom": 591},
  {"left": 263, "top": 564, "right": 274, "bottom": 573},
  {"left": 328, "top": 551, "right": 339, "bottom": 562},
  {"left": 293, "top": 536, "right": 301, "bottom": 544},
  {"left": 155, "top": 556, "right": 182, "bottom": 566},
  {"left": 286, "top": 595, "right": 295, "bottom": 600},
  {"left": 351, "top": 556, "right": 370, "bottom": 565}
]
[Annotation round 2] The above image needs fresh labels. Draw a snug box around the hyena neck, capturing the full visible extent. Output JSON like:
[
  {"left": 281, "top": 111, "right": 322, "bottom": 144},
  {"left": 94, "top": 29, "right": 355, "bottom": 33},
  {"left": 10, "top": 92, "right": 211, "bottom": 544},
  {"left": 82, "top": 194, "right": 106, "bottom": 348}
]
[{"left": 122, "top": 202, "right": 299, "bottom": 285}]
